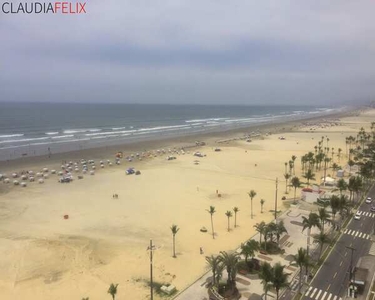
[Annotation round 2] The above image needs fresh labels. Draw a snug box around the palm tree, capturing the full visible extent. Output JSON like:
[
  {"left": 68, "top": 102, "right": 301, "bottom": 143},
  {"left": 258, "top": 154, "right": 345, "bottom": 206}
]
[
  {"left": 207, "top": 206, "right": 216, "bottom": 239},
  {"left": 272, "top": 263, "right": 289, "bottom": 300},
  {"left": 108, "top": 283, "right": 118, "bottom": 300},
  {"left": 323, "top": 157, "right": 331, "bottom": 185},
  {"left": 259, "top": 262, "right": 273, "bottom": 300},
  {"left": 82, "top": 298, "right": 89, "bottom": 300},
  {"left": 313, "top": 232, "right": 331, "bottom": 260},
  {"left": 291, "top": 155, "right": 297, "bottom": 175},
  {"left": 291, "top": 176, "right": 301, "bottom": 204},
  {"left": 284, "top": 162, "right": 288, "bottom": 174},
  {"left": 317, "top": 208, "right": 330, "bottom": 232},
  {"left": 248, "top": 190, "right": 257, "bottom": 219},
  {"left": 260, "top": 199, "right": 265, "bottom": 213},
  {"left": 170, "top": 224, "right": 180, "bottom": 258},
  {"left": 293, "top": 248, "right": 308, "bottom": 293},
  {"left": 302, "top": 213, "right": 321, "bottom": 256},
  {"left": 338, "top": 148, "right": 342, "bottom": 161},
  {"left": 336, "top": 178, "right": 347, "bottom": 195},
  {"left": 206, "top": 255, "right": 221, "bottom": 287},
  {"left": 225, "top": 210, "right": 233, "bottom": 232},
  {"left": 284, "top": 173, "right": 290, "bottom": 194},
  {"left": 233, "top": 207, "right": 239, "bottom": 227},
  {"left": 241, "top": 240, "right": 259, "bottom": 266},
  {"left": 254, "top": 221, "right": 266, "bottom": 245},
  {"left": 275, "top": 221, "right": 288, "bottom": 245},
  {"left": 219, "top": 251, "right": 239, "bottom": 287},
  {"left": 303, "top": 169, "right": 316, "bottom": 186},
  {"left": 330, "top": 195, "right": 340, "bottom": 222}
]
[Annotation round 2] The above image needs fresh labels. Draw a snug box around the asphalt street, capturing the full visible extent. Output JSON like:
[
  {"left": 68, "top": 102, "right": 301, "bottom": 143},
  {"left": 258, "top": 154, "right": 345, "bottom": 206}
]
[{"left": 303, "top": 185, "right": 375, "bottom": 300}]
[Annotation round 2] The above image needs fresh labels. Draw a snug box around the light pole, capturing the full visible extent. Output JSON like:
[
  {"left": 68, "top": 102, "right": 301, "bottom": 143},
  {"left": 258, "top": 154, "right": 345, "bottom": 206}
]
[
  {"left": 275, "top": 178, "right": 278, "bottom": 221},
  {"left": 346, "top": 246, "right": 356, "bottom": 297},
  {"left": 147, "top": 239, "right": 157, "bottom": 300}
]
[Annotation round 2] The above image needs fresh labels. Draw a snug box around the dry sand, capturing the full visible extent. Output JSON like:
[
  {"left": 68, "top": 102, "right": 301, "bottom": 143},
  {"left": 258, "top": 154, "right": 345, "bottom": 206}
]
[{"left": 0, "top": 107, "right": 372, "bottom": 300}]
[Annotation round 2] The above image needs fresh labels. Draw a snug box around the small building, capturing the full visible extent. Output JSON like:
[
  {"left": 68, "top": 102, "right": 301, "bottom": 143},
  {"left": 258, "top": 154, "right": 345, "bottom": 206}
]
[
  {"left": 337, "top": 170, "right": 345, "bottom": 178},
  {"left": 321, "top": 176, "right": 335, "bottom": 186}
]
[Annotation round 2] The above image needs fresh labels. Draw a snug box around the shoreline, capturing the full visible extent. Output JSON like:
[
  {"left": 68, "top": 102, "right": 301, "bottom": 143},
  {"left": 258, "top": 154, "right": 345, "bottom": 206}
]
[{"left": 0, "top": 107, "right": 358, "bottom": 174}]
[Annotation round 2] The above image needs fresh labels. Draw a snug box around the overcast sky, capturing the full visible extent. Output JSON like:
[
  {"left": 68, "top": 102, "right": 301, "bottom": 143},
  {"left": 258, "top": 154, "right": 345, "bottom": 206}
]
[{"left": 1, "top": 0, "right": 375, "bottom": 105}]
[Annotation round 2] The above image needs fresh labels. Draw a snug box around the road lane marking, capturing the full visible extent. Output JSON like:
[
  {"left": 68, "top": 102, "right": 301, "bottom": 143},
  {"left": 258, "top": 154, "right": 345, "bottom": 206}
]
[
  {"left": 316, "top": 289, "right": 322, "bottom": 300},
  {"left": 333, "top": 272, "right": 337, "bottom": 278},
  {"left": 345, "top": 251, "right": 348, "bottom": 256},
  {"left": 327, "top": 293, "right": 333, "bottom": 300},
  {"left": 310, "top": 288, "right": 318, "bottom": 298},
  {"left": 355, "top": 231, "right": 359, "bottom": 237},
  {"left": 359, "top": 232, "right": 363, "bottom": 238},
  {"left": 333, "top": 296, "right": 337, "bottom": 300},
  {"left": 326, "top": 284, "right": 331, "bottom": 291},
  {"left": 340, "top": 261, "right": 343, "bottom": 266},
  {"left": 305, "top": 286, "right": 313, "bottom": 296},
  {"left": 321, "top": 291, "right": 328, "bottom": 300}
]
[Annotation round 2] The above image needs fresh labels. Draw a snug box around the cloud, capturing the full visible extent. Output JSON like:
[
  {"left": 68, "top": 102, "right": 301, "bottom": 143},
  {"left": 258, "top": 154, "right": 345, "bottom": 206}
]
[{"left": 1, "top": 0, "right": 375, "bottom": 104}]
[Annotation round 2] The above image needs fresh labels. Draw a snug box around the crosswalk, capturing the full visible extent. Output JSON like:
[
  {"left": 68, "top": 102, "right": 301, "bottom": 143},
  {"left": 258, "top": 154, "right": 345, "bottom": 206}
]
[
  {"left": 343, "top": 229, "right": 371, "bottom": 240},
  {"left": 305, "top": 286, "right": 342, "bottom": 300},
  {"left": 356, "top": 211, "right": 375, "bottom": 218},
  {"left": 290, "top": 279, "right": 299, "bottom": 291}
]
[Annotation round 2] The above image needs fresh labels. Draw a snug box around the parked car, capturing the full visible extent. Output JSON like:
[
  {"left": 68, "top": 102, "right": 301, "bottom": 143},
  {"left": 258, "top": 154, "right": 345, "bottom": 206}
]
[
  {"left": 354, "top": 211, "right": 361, "bottom": 220},
  {"left": 366, "top": 197, "right": 372, "bottom": 204}
]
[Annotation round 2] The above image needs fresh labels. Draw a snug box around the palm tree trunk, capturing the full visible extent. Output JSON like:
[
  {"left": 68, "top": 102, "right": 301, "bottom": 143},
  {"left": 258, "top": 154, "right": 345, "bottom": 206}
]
[
  {"left": 299, "top": 266, "right": 303, "bottom": 292},
  {"left": 285, "top": 179, "right": 288, "bottom": 194},
  {"left": 276, "top": 289, "right": 279, "bottom": 300},
  {"left": 173, "top": 235, "right": 176, "bottom": 257},
  {"left": 211, "top": 215, "right": 215, "bottom": 239},
  {"left": 307, "top": 228, "right": 310, "bottom": 256},
  {"left": 251, "top": 198, "right": 253, "bottom": 219},
  {"left": 227, "top": 217, "right": 230, "bottom": 231},
  {"left": 234, "top": 213, "right": 237, "bottom": 227}
]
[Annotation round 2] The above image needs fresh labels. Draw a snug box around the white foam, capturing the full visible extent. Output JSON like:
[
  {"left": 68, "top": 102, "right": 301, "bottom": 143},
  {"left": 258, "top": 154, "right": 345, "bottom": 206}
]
[
  {"left": 0, "top": 133, "right": 24, "bottom": 138},
  {"left": 0, "top": 137, "right": 49, "bottom": 144},
  {"left": 45, "top": 132, "right": 59, "bottom": 135},
  {"left": 52, "top": 135, "right": 74, "bottom": 139},
  {"left": 112, "top": 127, "right": 126, "bottom": 130}
]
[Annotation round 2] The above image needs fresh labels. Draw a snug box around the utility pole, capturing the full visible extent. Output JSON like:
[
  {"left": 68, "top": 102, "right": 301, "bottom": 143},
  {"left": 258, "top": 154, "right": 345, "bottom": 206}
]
[
  {"left": 346, "top": 246, "right": 356, "bottom": 282},
  {"left": 147, "top": 239, "right": 156, "bottom": 300},
  {"left": 275, "top": 178, "right": 278, "bottom": 221}
]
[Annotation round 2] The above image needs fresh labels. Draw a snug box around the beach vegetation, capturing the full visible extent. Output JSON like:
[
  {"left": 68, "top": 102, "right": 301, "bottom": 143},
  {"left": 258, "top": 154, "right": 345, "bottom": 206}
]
[
  {"left": 170, "top": 224, "right": 180, "bottom": 258},
  {"left": 233, "top": 207, "right": 239, "bottom": 227},
  {"left": 207, "top": 206, "right": 216, "bottom": 239},
  {"left": 248, "top": 190, "right": 257, "bottom": 219},
  {"left": 107, "top": 283, "right": 118, "bottom": 300}
]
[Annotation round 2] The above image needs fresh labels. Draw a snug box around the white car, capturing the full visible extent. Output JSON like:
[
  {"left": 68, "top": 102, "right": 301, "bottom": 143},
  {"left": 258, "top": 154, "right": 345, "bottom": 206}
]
[
  {"left": 354, "top": 211, "right": 361, "bottom": 220},
  {"left": 366, "top": 197, "right": 372, "bottom": 204}
]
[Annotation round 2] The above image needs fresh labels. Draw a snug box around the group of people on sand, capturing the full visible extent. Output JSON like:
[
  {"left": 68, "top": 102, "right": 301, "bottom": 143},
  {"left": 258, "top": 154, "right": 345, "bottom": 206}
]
[{"left": 112, "top": 194, "right": 119, "bottom": 199}]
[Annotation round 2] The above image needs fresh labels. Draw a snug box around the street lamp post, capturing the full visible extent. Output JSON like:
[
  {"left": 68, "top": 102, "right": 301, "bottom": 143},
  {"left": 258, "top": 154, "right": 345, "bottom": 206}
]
[
  {"left": 275, "top": 178, "right": 278, "bottom": 221},
  {"left": 346, "top": 246, "right": 356, "bottom": 298},
  {"left": 147, "top": 239, "right": 157, "bottom": 300}
]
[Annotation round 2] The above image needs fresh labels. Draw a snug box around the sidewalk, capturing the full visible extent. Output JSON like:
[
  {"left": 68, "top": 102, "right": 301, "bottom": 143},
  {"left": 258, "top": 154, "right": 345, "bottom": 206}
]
[{"left": 174, "top": 204, "right": 321, "bottom": 300}]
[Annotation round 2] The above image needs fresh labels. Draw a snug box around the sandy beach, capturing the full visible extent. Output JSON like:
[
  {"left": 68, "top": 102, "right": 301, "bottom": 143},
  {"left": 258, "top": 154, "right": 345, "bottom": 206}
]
[{"left": 0, "top": 107, "right": 372, "bottom": 300}]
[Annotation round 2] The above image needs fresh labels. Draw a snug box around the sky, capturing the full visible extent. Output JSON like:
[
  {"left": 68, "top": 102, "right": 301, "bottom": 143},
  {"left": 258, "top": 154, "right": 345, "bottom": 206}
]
[{"left": 1, "top": 0, "right": 375, "bottom": 105}]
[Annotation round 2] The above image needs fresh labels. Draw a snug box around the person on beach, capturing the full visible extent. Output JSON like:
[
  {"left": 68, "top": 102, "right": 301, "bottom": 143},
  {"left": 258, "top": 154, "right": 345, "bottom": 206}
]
[{"left": 200, "top": 247, "right": 204, "bottom": 254}]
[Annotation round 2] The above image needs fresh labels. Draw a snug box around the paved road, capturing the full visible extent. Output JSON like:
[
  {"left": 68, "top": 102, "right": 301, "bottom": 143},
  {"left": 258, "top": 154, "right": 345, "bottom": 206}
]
[{"left": 303, "top": 185, "right": 375, "bottom": 300}]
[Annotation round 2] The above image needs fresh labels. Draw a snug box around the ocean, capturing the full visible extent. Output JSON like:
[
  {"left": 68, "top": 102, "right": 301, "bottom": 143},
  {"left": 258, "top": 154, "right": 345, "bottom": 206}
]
[{"left": 0, "top": 102, "right": 343, "bottom": 161}]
